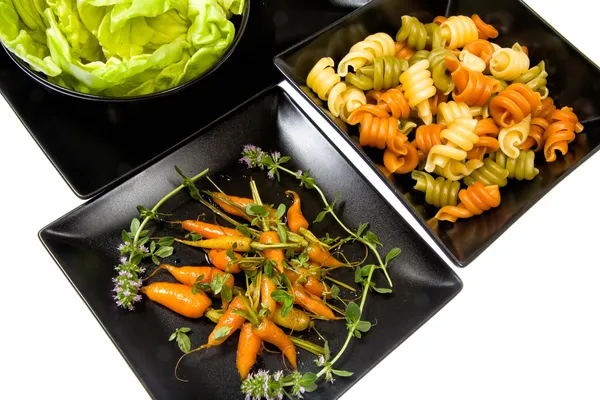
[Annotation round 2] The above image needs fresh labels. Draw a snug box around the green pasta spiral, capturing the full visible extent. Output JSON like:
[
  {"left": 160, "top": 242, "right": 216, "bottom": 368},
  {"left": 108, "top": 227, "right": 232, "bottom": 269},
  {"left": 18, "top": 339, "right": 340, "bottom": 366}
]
[
  {"left": 464, "top": 158, "right": 509, "bottom": 187},
  {"left": 411, "top": 170, "right": 460, "bottom": 208},
  {"left": 490, "top": 150, "right": 539, "bottom": 181},
  {"left": 409, "top": 50, "right": 430, "bottom": 66},
  {"left": 428, "top": 47, "right": 457, "bottom": 94},
  {"left": 513, "top": 61, "right": 549, "bottom": 99},
  {"left": 396, "top": 15, "right": 428, "bottom": 50},
  {"left": 425, "top": 22, "right": 444, "bottom": 49},
  {"left": 348, "top": 56, "right": 408, "bottom": 91}
]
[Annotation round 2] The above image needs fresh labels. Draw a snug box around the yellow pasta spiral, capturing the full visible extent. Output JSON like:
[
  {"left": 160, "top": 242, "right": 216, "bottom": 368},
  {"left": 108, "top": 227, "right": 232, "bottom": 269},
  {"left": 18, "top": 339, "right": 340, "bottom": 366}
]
[
  {"left": 440, "top": 117, "right": 479, "bottom": 152},
  {"left": 337, "top": 32, "right": 396, "bottom": 76},
  {"left": 490, "top": 43, "right": 530, "bottom": 81},
  {"left": 459, "top": 49, "right": 486, "bottom": 72},
  {"left": 327, "top": 83, "right": 367, "bottom": 121},
  {"left": 307, "top": 57, "right": 341, "bottom": 101},
  {"left": 411, "top": 170, "right": 460, "bottom": 207},
  {"left": 434, "top": 159, "right": 483, "bottom": 181},
  {"left": 440, "top": 16, "right": 479, "bottom": 49},
  {"left": 498, "top": 115, "right": 531, "bottom": 158},
  {"left": 490, "top": 149, "right": 539, "bottom": 180},
  {"left": 437, "top": 101, "right": 472, "bottom": 125},
  {"left": 399, "top": 59, "right": 437, "bottom": 124},
  {"left": 463, "top": 157, "right": 509, "bottom": 187},
  {"left": 425, "top": 117, "right": 478, "bottom": 172}
]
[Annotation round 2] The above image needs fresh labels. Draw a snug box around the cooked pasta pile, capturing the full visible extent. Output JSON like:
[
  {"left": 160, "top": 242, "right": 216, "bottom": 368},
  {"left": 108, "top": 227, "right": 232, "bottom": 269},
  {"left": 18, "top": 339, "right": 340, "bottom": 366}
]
[{"left": 306, "top": 13, "right": 584, "bottom": 223}]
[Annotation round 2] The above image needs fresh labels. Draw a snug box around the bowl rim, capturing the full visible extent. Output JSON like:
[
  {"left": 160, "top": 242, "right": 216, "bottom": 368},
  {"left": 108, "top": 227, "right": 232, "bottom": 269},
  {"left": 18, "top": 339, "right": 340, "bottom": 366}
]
[{"left": 2, "top": 0, "right": 251, "bottom": 102}]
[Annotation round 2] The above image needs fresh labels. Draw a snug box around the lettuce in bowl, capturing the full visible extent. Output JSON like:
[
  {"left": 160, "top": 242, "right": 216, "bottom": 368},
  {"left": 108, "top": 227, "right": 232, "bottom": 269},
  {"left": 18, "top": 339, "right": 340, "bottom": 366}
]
[{"left": 0, "top": 0, "right": 246, "bottom": 97}]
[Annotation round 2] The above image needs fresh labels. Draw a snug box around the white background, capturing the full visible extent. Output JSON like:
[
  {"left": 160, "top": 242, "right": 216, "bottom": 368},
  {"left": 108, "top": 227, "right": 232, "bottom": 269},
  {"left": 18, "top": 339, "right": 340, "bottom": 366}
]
[{"left": 1, "top": 0, "right": 599, "bottom": 398}]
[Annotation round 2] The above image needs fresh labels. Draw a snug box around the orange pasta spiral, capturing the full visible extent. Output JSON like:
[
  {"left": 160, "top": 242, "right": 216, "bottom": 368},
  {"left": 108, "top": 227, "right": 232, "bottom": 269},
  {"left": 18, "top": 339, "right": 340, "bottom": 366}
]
[
  {"left": 543, "top": 107, "right": 584, "bottom": 162},
  {"left": 366, "top": 89, "right": 383, "bottom": 104},
  {"left": 445, "top": 56, "right": 500, "bottom": 106},
  {"left": 428, "top": 91, "right": 449, "bottom": 116},
  {"left": 472, "top": 14, "right": 499, "bottom": 39},
  {"left": 463, "top": 39, "right": 496, "bottom": 65},
  {"left": 467, "top": 118, "right": 500, "bottom": 160},
  {"left": 433, "top": 16, "right": 447, "bottom": 25},
  {"left": 534, "top": 97, "right": 556, "bottom": 119},
  {"left": 413, "top": 124, "right": 444, "bottom": 160},
  {"left": 395, "top": 41, "right": 415, "bottom": 59},
  {"left": 376, "top": 86, "right": 411, "bottom": 119},
  {"left": 347, "top": 105, "right": 397, "bottom": 149},
  {"left": 435, "top": 181, "right": 501, "bottom": 222},
  {"left": 489, "top": 83, "right": 541, "bottom": 128},
  {"left": 520, "top": 117, "right": 548, "bottom": 152},
  {"left": 383, "top": 141, "right": 419, "bottom": 174}
]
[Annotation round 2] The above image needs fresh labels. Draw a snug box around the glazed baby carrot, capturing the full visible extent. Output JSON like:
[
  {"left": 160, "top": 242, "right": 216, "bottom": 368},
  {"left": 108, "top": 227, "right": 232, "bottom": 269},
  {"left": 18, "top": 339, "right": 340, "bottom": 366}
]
[
  {"left": 180, "top": 220, "right": 243, "bottom": 239},
  {"left": 207, "top": 249, "right": 242, "bottom": 273},
  {"left": 236, "top": 323, "right": 263, "bottom": 379},
  {"left": 272, "top": 306, "right": 312, "bottom": 331},
  {"left": 208, "top": 192, "right": 255, "bottom": 219},
  {"left": 285, "top": 190, "right": 309, "bottom": 233},
  {"left": 157, "top": 264, "right": 234, "bottom": 289},
  {"left": 176, "top": 236, "right": 253, "bottom": 251},
  {"left": 292, "top": 283, "right": 336, "bottom": 320},
  {"left": 261, "top": 276, "right": 277, "bottom": 318},
  {"left": 207, "top": 296, "right": 247, "bottom": 346},
  {"left": 140, "top": 282, "right": 211, "bottom": 318},
  {"left": 252, "top": 318, "right": 298, "bottom": 369},
  {"left": 284, "top": 266, "right": 329, "bottom": 299},
  {"left": 259, "top": 231, "right": 285, "bottom": 272},
  {"left": 306, "top": 242, "right": 344, "bottom": 268}
]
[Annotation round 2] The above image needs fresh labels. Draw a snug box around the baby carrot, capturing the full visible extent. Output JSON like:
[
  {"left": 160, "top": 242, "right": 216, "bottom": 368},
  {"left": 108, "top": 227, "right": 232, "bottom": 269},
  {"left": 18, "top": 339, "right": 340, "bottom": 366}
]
[
  {"left": 252, "top": 318, "right": 297, "bottom": 369},
  {"left": 306, "top": 242, "right": 344, "bottom": 268},
  {"left": 140, "top": 282, "right": 211, "bottom": 318},
  {"left": 159, "top": 264, "right": 234, "bottom": 289},
  {"left": 272, "top": 306, "right": 312, "bottom": 331},
  {"left": 260, "top": 231, "right": 285, "bottom": 273},
  {"left": 176, "top": 236, "right": 253, "bottom": 251},
  {"left": 260, "top": 276, "right": 277, "bottom": 318},
  {"left": 207, "top": 249, "right": 242, "bottom": 273},
  {"left": 208, "top": 192, "right": 254, "bottom": 220},
  {"left": 284, "top": 267, "right": 329, "bottom": 299},
  {"left": 207, "top": 295, "right": 247, "bottom": 346},
  {"left": 236, "top": 323, "right": 263, "bottom": 379},
  {"left": 292, "top": 283, "right": 336, "bottom": 320},
  {"left": 285, "top": 190, "right": 309, "bottom": 233},
  {"left": 180, "top": 220, "right": 243, "bottom": 239}
]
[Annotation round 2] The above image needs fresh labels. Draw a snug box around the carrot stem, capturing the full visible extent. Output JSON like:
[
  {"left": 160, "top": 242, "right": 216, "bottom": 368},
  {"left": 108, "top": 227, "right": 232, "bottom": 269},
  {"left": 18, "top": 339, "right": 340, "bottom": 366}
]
[{"left": 325, "top": 276, "right": 357, "bottom": 292}]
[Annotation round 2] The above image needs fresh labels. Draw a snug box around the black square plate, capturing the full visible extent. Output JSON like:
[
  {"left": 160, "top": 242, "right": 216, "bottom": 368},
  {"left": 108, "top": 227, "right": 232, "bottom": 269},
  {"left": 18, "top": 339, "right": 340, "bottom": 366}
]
[
  {"left": 1, "top": 0, "right": 369, "bottom": 199},
  {"left": 274, "top": 0, "right": 600, "bottom": 266},
  {"left": 39, "top": 85, "right": 461, "bottom": 400}
]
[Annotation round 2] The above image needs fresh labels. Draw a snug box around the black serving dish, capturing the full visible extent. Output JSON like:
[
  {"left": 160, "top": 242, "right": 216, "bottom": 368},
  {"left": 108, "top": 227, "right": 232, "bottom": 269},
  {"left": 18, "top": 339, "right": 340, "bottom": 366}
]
[
  {"left": 274, "top": 0, "right": 600, "bottom": 266},
  {"left": 0, "top": 0, "right": 369, "bottom": 199},
  {"left": 39, "top": 85, "right": 462, "bottom": 400},
  {"left": 3, "top": 0, "right": 250, "bottom": 102}
]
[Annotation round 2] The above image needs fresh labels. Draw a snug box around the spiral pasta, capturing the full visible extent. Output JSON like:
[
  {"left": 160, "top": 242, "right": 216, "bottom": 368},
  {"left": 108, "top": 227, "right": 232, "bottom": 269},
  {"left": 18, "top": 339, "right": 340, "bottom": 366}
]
[
  {"left": 491, "top": 150, "right": 539, "bottom": 180},
  {"left": 544, "top": 107, "right": 584, "bottom": 162},
  {"left": 425, "top": 22, "right": 445, "bottom": 49},
  {"left": 396, "top": 15, "right": 429, "bottom": 50},
  {"left": 440, "top": 16, "right": 479, "bottom": 49},
  {"left": 446, "top": 56, "right": 500, "bottom": 106},
  {"left": 520, "top": 117, "right": 548, "bottom": 152},
  {"left": 307, "top": 57, "right": 341, "bottom": 101},
  {"left": 428, "top": 47, "right": 457, "bottom": 94},
  {"left": 464, "top": 157, "right": 509, "bottom": 187},
  {"left": 472, "top": 14, "right": 499, "bottom": 39},
  {"left": 459, "top": 49, "right": 486, "bottom": 72},
  {"left": 513, "top": 61, "right": 549, "bottom": 99},
  {"left": 534, "top": 97, "right": 556, "bottom": 119},
  {"left": 395, "top": 41, "right": 415, "bottom": 59},
  {"left": 463, "top": 39, "right": 496, "bottom": 66},
  {"left": 425, "top": 117, "right": 478, "bottom": 172},
  {"left": 400, "top": 59, "right": 437, "bottom": 125},
  {"left": 414, "top": 123, "right": 443, "bottom": 160},
  {"left": 467, "top": 118, "right": 500, "bottom": 160},
  {"left": 498, "top": 115, "right": 531, "bottom": 158},
  {"left": 411, "top": 170, "right": 460, "bottom": 207},
  {"left": 434, "top": 159, "right": 483, "bottom": 181},
  {"left": 428, "top": 90, "right": 449, "bottom": 116},
  {"left": 437, "top": 101, "right": 472, "bottom": 126},
  {"left": 435, "top": 181, "right": 501, "bottom": 222},
  {"left": 346, "top": 105, "right": 397, "bottom": 149},
  {"left": 376, "top": 86, "right": 411, "bottom": 119},
  {"left": 409, "top": 50, "right": 430, "bottom": 66},
  {"left": 338, "top": 32, "right": 396, "bottom": 76},
  {"left": 383, "top": 141, "right": 419, "bottom": 174},
  {"left": 357, "top": 56, "right": 408, "bottom": 90},
  {"left": 489, "top": 83, "right": 541, "bottom": 127},
  {"left": 490, "top": 43, "right": 530, "bottom": 81}
]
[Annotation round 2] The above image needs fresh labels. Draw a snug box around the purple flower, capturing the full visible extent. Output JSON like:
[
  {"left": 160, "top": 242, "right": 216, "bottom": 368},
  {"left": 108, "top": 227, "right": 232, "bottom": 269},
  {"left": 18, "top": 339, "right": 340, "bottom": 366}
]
[
  {"left": 296, "top": 169, "right": 303, "bottom": 177},
  {"left": 118, "top": 270, "right": 127, "bottom": 276},
  {"left": 139, "top": 267, "right": 146, "bottom": 273},
  {"left": 267, "top": 170, "right": 275, "bottom": 180},
  {"left": 239, "top": 156, "right": 252, "bottom": 168},
  {"left": 117, "top": 243, "right": 125, "bottom": 251},
  {"left": 139, "top": 244, "right": 149, "bottom": 253},
  {"left": 242, "top": 144, "right": 257, "bottom": 153},
  {"left": 131, "top": 279, "right": 142, "bottom": 288},
  {"left": 133, "top": 294, "right": 142, "bottom": 302},
  {"left": 128, "top": 305, "right": 134, "bottom": 311},
  {"left": 123, "top": 290, "right": 131, "bottom": 297},
  {"left": 273, "top": 371, "right": 283, "bottom": 381},
  {"left": 271, "top": 151, "right": 281, "bottom": 160},
  {"left": 120, "top": 256, "right": 127, "bottom": 264}
]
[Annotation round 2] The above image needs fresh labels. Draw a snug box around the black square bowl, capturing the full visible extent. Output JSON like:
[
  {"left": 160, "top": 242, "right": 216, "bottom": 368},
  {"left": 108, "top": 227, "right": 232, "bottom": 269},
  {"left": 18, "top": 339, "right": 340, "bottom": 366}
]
[
  {"left": 39, "top": 85, "right": 462, "bottom": 400},
  {"left": 274, "top": 0, "right": 600, "bottom": 266}
]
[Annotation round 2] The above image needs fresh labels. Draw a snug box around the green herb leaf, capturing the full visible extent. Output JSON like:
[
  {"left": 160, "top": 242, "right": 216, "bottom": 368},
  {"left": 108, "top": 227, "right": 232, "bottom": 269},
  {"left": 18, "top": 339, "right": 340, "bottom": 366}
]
[
  {"left": 355, "top": 320, "right": 371, "bottom": 333},
  {"left": 356, "top": 223, "right": 369, "bottom": 237},
  {"left": 345, "top": 302, "right": 360, "bottom": 324},
  {"left": 175, "top": 166, "right": 202, "bottom": 202},
  {"left": 313, "top": 210, "right": 328, "bottom": 223},
  {"left": 151, "top": 255, "right": 160, "bottom": 265},
  {"left": 299, "top": 170, "right": 315, "bottom": 189},
  {"left": 213, "top": 327, "right": 231, "bottom": 342},
  {"left": 279, "top": 156, "right": 291, "bottom": 164},
  {"left": 275, "top": 204, "right": 286, "bottom": 219},
  {"left": 354, "top": 330, "right": 362, "bottom": 338},
  {"left": 136, "top": 205, "right": 156, "bottom": 220},
  {"left": 363, "top": 231, "right": 382, "bottom": 247},
  {"left": 178, "top": 327, "right": 191, "bottom": 333},
  {"left": 221, "top": 284, "right": 233, "bottom": 303},
  {"left": 155, "top": 246, "right": 174, "bottom": 258},
  {"left": 177, "top": 334, "right": 191, "bottom": 353},
  {"left": 372, "top": 286, "right": 393, "bottom": 294},
  {"left": 280, "top": 297, "right": 293, "bottom": 318},
  {"left": 232, "top": 309, "right": 250, "bottom": 318},
  {"left": 246, "top": 204, "right": 268, "bottom": 217},
  {"left": 276, "top": 223, "right": 288, "bottom": 244},
  {"left": 237, "top": 224, "right": 251, "bottom": 237},
  {"left": 150, "top": 241, "right": 156, "bottom": 253},
  {"left": 226, "top": 250, "right": 236, "bottom": 260},
  {"left": 185, "top": 232, "right": 201, "bottom": 241},
  {"left": 384, "top": 247, "right": 401, "bottom": 265},
  {"left": 121, "top": 230, "right": 131, "bottom": 243},
  {"left": 168, "top": 332, "right": 177, "bottom": 341},
  {"left": 300, "top": 372, "right": 318, "bottom": 387},
  {"left": 331, "top": 369, "right": 354, "bottom": 377},
  {"left": 158, "top": 236, "right": 175, "bottom": 247},
  {"left": 130, "top": 218, "right": 140, "bottom": 235},
  {"left": 137, "top": 236, "right": 149, "bottom": 246},
  {"left": 324, "top": 341, "right": 330, "bottom": 361},
  {"left": 354, "top": 266, "right": 363, "bottom": 284},
  {"left": 330, "top": 285, "right": 340, "bottom": 299},
  {"left": 270, "top": 289, "right": 292, "bottom": 303},
  {"left": 263, "top": 261, "right": 274, "bottom": 278},
  {"left": 131, "top": 253, "right": 144, "bottom": 265}
]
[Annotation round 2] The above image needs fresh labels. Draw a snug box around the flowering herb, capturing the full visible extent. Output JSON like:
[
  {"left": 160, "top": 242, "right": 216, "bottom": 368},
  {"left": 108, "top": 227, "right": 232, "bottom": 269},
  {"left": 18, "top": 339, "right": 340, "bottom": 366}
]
[
  {"left": 111, "top": 166, "right": 210, "bottom": 310},
  {"left": 238, "top": 145, "right": 401, "bottom": 398}
]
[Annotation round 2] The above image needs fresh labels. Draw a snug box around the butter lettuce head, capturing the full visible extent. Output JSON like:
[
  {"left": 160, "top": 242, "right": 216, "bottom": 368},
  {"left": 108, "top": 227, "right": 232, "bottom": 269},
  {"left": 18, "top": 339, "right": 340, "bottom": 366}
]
[{"left": 0, "top": 0, "right": 244, "bottom": 96}]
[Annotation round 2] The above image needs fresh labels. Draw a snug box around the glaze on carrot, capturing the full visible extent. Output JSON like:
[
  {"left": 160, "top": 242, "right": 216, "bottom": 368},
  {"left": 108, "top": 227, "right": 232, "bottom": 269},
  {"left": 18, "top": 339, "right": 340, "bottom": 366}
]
[
  {"left": 292, "top": 283, "right": 336, "bottom": 320},
  {"left": 259, "top": 231, "right": 285, "bottom": 273},
  {"left": 285, "top": 190, "right": 309, "bottom": 233},
  {"left": 158, "top": 264, "right": 234, "bottom": 289},
  {"left": 306, "top": 242, "right": 344, "bottom": 268},
  {"left": 236, "top": 323, "right": 263, "bottom": 379},
  {"left": 260, "top": 276, "right": 277, "bottom": 318},
  {"left": 207, "top": 296, "right": 247, "bottom": 346},
  {"left": 252, "top": 318, "right": 298, "bottom": 369},
  {"left": 284, "top": 266, "right": 329, "bottom": 299},
  {"left": 207, "top": 249, "right": 242, "bottom": 273},
  {"left": 140, "top": 282, "right": 211, "bottom": 318},
  {"left": 272, "top": 306, "right": 312, "bottom": 331},
  {"left": 181, "top": 220, "right": 243, "bottom": 239}
]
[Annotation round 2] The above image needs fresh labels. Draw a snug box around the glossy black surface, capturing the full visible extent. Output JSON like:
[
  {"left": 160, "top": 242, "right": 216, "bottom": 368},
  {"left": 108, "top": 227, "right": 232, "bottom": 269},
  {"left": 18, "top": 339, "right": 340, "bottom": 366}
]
[
  {"left": 0, "top": 0, "right": 369, "bottom": 198},
  {"left": 40, "top": 86, "right": 462, "bottom": 400},
  {"left": 274, "top": 0, "right": 600, "bottom": 266}
]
